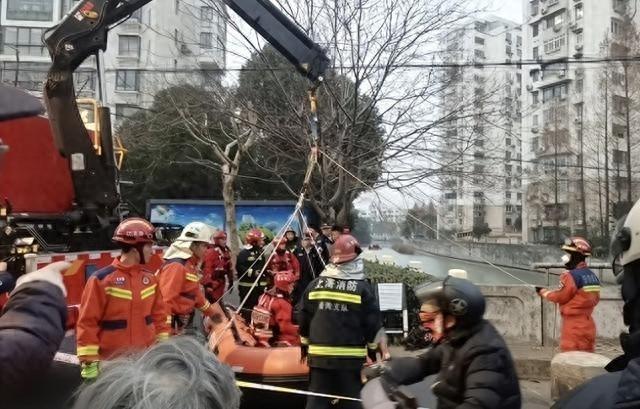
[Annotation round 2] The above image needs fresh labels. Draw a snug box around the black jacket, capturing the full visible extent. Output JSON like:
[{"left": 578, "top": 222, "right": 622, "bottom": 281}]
[
  {"left": 387, "top": 320, "right": 521, "bottom": 409},
  {"left": 315, "top": 235, "right": 331, "bottom": 264},
  {"left": 0, "top": 281, "right": 67, "bottom": 395},
  {"left": 298, "top": 259, "right": 382, "bottom": 370},
  {"left": 292, "top": 246, "right": 324, "bottom": 303},
  {"left": 236, "top": 245, "right": 267, "bottom": 286},
  {"left": 552, "top": 357, "right": 640, "bottom": 409}
]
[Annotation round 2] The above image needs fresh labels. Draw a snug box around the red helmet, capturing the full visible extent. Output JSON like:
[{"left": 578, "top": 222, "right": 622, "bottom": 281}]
[
  {"left": 213, "top": 230, "right": 227, "bottom": 244},
  {"left": 112, "top": 218, "right": 155, "bottom": 245},
  {"left": 245, "top": 228, "right": 265, "bottom": 246},
  {"left": 331, "top": 234, "right": 360, "bottom": 264},
  {"left": 562, "top": 236, "right": 592, "bottom": 256},
  {"left": 274, "top": 270, "right": 296, "bottom": 293}
]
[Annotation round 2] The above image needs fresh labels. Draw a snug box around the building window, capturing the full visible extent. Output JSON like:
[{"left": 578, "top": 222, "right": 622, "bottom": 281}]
[
  {"left": 175, "top": 0, "right": 180, "bottom": 12},
  {"left": 575, "top": 79, "right": 583, "bottom": 93},
  {"left": 118, "top": 35, "right": 140, "bottom": 58},
  {"left": 506, "top": 205, "right": 514, "bottom": 213},
  {"left": 1, "top": 26, "right": 46, "bottom": 57},
  {"left": 530, "top": 0, "right": 539, "bottom": 16},
  {"left": 533, "top": 114, "right": 539, "bottom": 127},
  {"left": 1, "top": 61, "right": 47, "bottom": 91},
  {"left": 532, "top": 91, "right": 539, "bottom": 105},
  {"left": 533, "top": 46, "right": 539, "bottom": 59},
  {"left": 200, "top": 32, "right": 213, "bottom": 49},
  {"left": 74, "top": 69, "right": 96, "bottom": 95},
  {"left": 115, "top": 104, "right": 141, "bottom": 121},
  {"left": 575, "top": 4, "right": 583, "bottom": 20},
  {"left": 517, "top": 36, "right": 522, "bottom": 47},
  {"left": 474, "top": 49, "right": 485, "bottom": 59},
  {"left": 544, "top": 35, "right": 566, "bottom": 54},
  {"left": 474, "top": 36, "right": 485, "bottom": 45},
  {"left": 612, "top": 71, "right": 624, "bottom": 85},
  {"left": 201, "top": 6, "right": 214, "bottom": 21},
  {"left": 613, "top": 149, "right": 626, "bottom": 164},
  {"left": 542, "top": 83, "right": 567, "bottom": 102},
  {"left": 531, "top": 69, "right": 540, "bottom": 82},
  {"left": 613, "top": 95, "right": 627, "bottom": 115},
  {"left": 552, "top": 12, "right": 564, "bottom": 28},
  {"left": 115, "top": 70, "right": 140, "bottom": 91},
  {"left": 576, "top": 32, "right": 583, "bottom": 45},
  {"left": 612, "top": 18, "right": 623, "bottom": 35},
  {"left": 533, "top": 23, "right": 539, "bottom": 37},
  {"left": 6, "top": 0, "right": 54, "bottom": 21},
  {"left": 531, "top": 137, "right": 539, "bottom": 152}
]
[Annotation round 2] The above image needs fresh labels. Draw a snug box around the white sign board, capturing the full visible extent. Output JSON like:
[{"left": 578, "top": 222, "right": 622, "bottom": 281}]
[{"left": 377, "top": 283, "right": 404, "bottom": 311}]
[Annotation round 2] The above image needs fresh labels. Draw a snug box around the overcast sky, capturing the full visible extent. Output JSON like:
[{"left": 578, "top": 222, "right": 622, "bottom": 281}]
[
  {"left": 491, "top": 0, "right": 523, "bottom": 24},
  {"left": 222, "top": 1, "right": 524, "bottom": 214}
]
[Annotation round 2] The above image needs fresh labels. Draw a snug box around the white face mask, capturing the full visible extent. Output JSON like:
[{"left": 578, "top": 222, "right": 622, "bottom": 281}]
[{"left": 561, "top": 254, "right": 571, "bottom": 265}]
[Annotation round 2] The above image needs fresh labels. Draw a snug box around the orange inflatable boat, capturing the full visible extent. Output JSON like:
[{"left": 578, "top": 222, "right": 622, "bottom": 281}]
[{"left": 207, "top": 302, "right": 309, "bottom": 408}]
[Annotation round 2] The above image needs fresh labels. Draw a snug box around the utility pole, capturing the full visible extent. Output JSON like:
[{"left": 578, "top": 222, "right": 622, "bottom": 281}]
[
  {"left": 579, "top": 102, "right": 587, "bottom": 233},
  {"left": 554, "top": 98, "right": 560, "bottom": 244},
  {"left": 604, "top": 73, "right": 611, "bottom": 242},
  {"left": 624, "top": 62, "right": 632, "bottom": 208}
]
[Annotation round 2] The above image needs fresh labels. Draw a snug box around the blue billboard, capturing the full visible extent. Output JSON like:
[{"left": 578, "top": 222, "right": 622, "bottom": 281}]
[{"left": 147, "top": 200, "right": 315, "bottom": 240}]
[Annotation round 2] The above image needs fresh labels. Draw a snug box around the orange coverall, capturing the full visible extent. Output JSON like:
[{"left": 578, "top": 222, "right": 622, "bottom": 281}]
[
  {"left": 268, "top": 251, "right": 300, "bottom": 280},
  {"left": 201, "top": 246, "right": 233, "bottom": 302},
  {"left": 540, "top": 262, "right": 601, "bottom": 352},
  {"left": 76, "top": 259, "right": 170, "bottom": 362},
  {"left": 256, "top": 290, "right": 300, "bottom": 346},
  {"left": 157, "top": 257, "right": 217, "bottom": 332}
]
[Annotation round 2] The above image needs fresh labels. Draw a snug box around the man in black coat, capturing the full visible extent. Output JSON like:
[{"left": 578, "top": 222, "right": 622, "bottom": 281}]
[
  {"left": 292, "top": 233, "right": 324, "bottom": 305},
  {"left": 382, "top": 276, "right": 521, "bottom": 409},
  {"left": 0, "top": 262, "right": 69, "bottom": 395}
]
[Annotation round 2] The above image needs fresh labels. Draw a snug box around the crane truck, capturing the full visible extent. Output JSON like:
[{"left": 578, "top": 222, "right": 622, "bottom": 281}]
[{"left": 0, "top": 0, "right": 328, "bottom": 284}]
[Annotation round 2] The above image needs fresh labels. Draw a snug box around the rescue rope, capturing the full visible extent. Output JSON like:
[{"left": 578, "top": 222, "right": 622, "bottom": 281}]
[
  {"left": 212, "top": 195, "right": 305, "bottom": 349},
  {"left": 235, "top": 380, "right": 362, "bottom": 402},
  {"left": 51, "top": 353, "right": 367, "bottom": 404},
  {"left": 318, "top": 149, "right": 532, "bottom": 286}
]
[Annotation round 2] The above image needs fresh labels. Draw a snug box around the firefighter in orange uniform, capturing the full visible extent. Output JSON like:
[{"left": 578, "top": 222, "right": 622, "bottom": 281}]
[
  {"left": 157, "top": 222, "right": 218, "bottom": 335},
  {"left": 537, "top": 236, "right": 601, "bottom": 352},
  {"left": 252, "top": 270, "right": 300, "bottom": 347},
  {"left": 269, "top": 236, "right": 300, "bottom": 281},
  {"left": 201, "top": 230, "right": 234, "bottom": 303},
  {"left": 76, "top": 218, "right": 170, "bottom": 380}
]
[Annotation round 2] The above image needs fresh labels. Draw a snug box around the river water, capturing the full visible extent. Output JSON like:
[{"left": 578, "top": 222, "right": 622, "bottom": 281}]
[{"left": 362, "top": 247, "right": 554, "bottom": 286}]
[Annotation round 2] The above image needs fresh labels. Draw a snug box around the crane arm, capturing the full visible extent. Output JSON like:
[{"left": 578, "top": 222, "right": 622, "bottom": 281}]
[{"left": 42, "top": 0, "right": 328, "bottom": 217}]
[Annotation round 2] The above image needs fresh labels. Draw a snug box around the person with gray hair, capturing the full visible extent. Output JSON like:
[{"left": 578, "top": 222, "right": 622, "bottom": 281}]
[{"left": 72, "top": 336, "right": 241, "bottom": 409}]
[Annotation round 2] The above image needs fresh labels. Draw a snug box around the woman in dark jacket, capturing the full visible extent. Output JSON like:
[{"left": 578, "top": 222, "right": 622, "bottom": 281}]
[
  {"left": 384, "top": 276, "right": 521, "bottom": 409},
  {"left": 0, "top": 262, "right": 69, "bottom": 395}
]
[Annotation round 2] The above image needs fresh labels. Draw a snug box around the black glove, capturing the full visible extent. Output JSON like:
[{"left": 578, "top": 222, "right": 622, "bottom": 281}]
[
  {"left": 362, "top": 361, "right": 389, "bottom": 381},
  {"left": 535, "top": 286, "right": 544, "bottom": 294},
  {"left": 300, "top": 345, "right": 308, "bottom": 363}
]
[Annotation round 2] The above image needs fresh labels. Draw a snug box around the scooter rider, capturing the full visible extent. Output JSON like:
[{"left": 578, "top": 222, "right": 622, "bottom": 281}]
[{"left": 377, "top": 276, "right": 521, "bottom": 409}]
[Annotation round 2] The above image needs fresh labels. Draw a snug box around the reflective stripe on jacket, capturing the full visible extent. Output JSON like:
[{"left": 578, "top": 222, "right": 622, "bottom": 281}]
[{"left": 76, "top": 259, "right": 170, "bottom": 362}]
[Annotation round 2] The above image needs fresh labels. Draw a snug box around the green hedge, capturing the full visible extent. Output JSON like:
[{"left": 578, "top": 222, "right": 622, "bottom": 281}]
[{"left": 364, "top": 260, "right": 432, "bottom": 287}]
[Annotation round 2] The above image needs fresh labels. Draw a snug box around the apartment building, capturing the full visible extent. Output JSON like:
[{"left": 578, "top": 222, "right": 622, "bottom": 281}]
[
  {"left": 0, "top": 0, "right": 226, "bottom": 125},
  {"left": 440, "top": 16, "right": 524, "bottom": 243},
  {"left": 521, "top": 0, "right": 638, "bottom": 243}
]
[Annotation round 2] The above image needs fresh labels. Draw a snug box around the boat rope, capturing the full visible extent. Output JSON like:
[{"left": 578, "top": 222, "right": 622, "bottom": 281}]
[
  {"left": 318, "top": 148, "right": 533, "bottom": 286},
  {"left": 52, "top": 353, "right": 365, "bottom": 404},
  {"left": 236, "top": 380, "right": 362, "bottom": 402}
]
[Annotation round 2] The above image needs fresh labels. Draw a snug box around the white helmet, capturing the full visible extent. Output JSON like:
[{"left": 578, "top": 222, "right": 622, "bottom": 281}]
[
  {"left": 611, "top": 199, "right": 640, "bottom": 282},
  {"left": 176, "top": 222, "right": 213, "bottom": 243}
]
